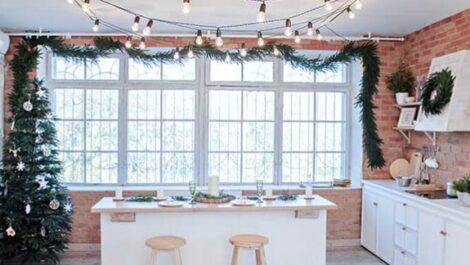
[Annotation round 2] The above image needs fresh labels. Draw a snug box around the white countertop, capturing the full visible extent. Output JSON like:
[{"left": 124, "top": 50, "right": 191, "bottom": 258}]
[
  {"left": 91, "top": 195, "right": 337, "bottom": 213},
  {"left": 363, "top": 180, "right": 470, "bottom": 221}
]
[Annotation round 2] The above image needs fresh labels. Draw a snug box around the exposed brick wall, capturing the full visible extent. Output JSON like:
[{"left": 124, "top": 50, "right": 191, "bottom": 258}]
[{"left": 402, "top": 9, "right": 470, "bottom": 186}]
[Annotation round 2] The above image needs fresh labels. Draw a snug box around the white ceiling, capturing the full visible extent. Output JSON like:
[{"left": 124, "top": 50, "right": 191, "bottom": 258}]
[{"left": 0, "top": 0, "right": 469, "bottom": 37}]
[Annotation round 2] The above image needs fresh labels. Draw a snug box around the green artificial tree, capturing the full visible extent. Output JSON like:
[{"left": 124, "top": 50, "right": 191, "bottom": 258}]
[{"left": 0, "top": 38, "right": 73, "bottom": 264}]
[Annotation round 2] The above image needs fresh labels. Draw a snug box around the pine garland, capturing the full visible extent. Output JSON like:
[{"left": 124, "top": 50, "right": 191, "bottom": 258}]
[{"left": 421, "top": 68, "right": 455, "bottom": 116}]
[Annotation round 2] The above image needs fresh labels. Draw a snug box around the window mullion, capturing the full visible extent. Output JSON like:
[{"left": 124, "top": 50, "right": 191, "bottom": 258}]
[{"left": 118, "top": 54, "right": 128, "bottom": 185}]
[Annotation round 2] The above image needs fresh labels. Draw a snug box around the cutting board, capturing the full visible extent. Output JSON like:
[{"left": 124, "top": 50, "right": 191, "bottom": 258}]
[{"left": 408, "top": 152, "right": 423, "bottom": 178}]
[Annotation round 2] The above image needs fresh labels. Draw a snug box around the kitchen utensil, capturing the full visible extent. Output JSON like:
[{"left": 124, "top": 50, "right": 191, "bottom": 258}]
[
  {"left": 408, "top": 152, "right": 422, "bottom": 178},
  {"left": 396, "top": 176, "right": 412, "bottom": 187},
  {"left": 390, "top": 159, "right": 410, "bottom": 179}
]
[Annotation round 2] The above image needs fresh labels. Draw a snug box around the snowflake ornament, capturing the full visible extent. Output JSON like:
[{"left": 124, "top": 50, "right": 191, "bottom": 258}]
[
  {"left": 36, "top": 176, "right": 49, "bottom": 190},
  {"left": 17, "top": 161, "right": 25, "bottom": 171},
  {"left": 46, "top": 112, "right": 53, "bottom": 120},
  {"left": 23, "top": 100, "right": 33, "bottom": 112},
  {"left": 9, "top": 148, "right": 20, "bottom": 157},
  {"left": 36, "top": 135, "right": 43, "bottom": 144},
  {"left": 64, "top": 202, "right": 73, "bottom": 213},
  {"left": 6, "top": 226, "right": 15, "bottom": 237},
  {"left": 37, "top": 89, "right": 46, "bottom": 98},
  {"left": 42, "top": 146, "right": 51, "bottom": 157}
]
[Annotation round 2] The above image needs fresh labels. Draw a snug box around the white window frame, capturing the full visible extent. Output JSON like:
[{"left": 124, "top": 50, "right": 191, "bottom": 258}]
[{"left": 43, "top": 49, "right": 352, "bottom": 186}]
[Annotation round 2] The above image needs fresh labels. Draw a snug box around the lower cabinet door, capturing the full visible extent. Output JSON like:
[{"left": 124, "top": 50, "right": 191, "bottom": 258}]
[
  {"left": 376, "top": 195, "right": 395, "bottom": 263},
  {"left": 444, "top": 221, "right": 470, "bottom": 265},
  {"left": 417, "top": 211, "right": 445, "bottom": 265},
  {"left": 361, "top": 188, "right": 377, "bottom": 252}
]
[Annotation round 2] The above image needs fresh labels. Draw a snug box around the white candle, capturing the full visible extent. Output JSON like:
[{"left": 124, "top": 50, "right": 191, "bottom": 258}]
[
  {"left": 208, "top": 176, "right": 219, "bottom": 196},
  {"left": 305, "top": 186, "right": 313, "bottom": 197},
  {"left": 266, "top": 188, "right": 273, "bottom": 197},
  {"left": 157, "top": 189, "right": 165, "bottom": 198},
  {"left": 115, "top": 186, "right": 123, "bottom": 199}
]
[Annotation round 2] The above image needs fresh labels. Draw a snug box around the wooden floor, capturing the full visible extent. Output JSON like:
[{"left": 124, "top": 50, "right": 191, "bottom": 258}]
[{"left": 59, "top": 247, "right": 386, "bottom": 265}]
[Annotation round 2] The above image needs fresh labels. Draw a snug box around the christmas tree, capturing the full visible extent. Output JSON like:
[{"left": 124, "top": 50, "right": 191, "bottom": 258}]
[{"left": 0, "top": 38, "right": 73, "bottom": 264}]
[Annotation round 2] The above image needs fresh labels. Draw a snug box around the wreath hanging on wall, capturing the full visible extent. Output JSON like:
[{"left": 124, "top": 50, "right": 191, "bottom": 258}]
[{"left": 420, "top": 68, "right": 455, "bottom": 116}]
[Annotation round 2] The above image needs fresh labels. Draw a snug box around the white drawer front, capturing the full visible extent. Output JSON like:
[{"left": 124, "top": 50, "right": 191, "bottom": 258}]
[
  {"left": 394, "top": 248, "right": 406, "bottom": 265},
  {"left": 395, "top": 201, "right": 418, "bottom": 230},
  {"left": 405, "top": 229, "right": 418, "bottom": 256}
]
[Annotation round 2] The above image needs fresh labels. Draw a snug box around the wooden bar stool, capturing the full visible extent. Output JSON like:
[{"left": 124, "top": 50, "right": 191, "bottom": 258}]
[
  {"left": 145, "top": 236, "right": 186, "bottom": 265},
  {"left": 229, "top": 234, "right": 269, "bottom": 265}
]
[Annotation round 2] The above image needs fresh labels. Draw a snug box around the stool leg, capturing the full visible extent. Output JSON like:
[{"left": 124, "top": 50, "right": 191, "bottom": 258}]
[
  {"left": 260, "top": 246, "right": 267, "bottom": 265},
  {"left": 255, "top": 248, "right": 262, "bottom": 265},
  {"left": 231, "top": 246, "right": 240, "bottom": 265},
  {"left": 174, "top": 248, "right": 183, "bottom": 265},
  {"left": 150, "top": 249, "right": 157, "bottom": 265}
]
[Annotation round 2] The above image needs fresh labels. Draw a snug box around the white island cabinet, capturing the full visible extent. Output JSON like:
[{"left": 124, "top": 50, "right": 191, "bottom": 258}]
[
  {"left": 92, "top": 196, "right": 336, "bottom": 265},
  {"left": 362, "top": 180, "right": 470, "bottom": 265}
]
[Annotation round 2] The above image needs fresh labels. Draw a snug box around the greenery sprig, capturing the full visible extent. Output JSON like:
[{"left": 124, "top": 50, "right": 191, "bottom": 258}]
[
  {"left": 386, "top": 63, "right": 415, "bottom": 94},
  {"left": 421, "top": 68, "right": 455, "bottom": 116},
  {"left": 453, "top": 175, "right": 470, "bottom": 193}
]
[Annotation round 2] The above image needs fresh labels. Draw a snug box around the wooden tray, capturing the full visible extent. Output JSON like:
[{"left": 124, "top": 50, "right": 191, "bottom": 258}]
[{"left": 194, "top": 195, "right": 235, "bottom": 204}]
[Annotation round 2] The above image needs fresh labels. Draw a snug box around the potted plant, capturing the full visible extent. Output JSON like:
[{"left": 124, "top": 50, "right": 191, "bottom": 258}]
[
  {"left": 386, "top": 63, "right": 416, "bottom": 105},
  {"left": 452, "top": 175, "right": 470, "bottom": 207}
]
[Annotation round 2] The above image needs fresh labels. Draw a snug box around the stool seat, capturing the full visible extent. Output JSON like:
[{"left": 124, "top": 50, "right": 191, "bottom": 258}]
[
  {"left": 229, "top": 234, "right": 269, "bottom": 248},
  {"left": 146, "top": 236, "right": 186, "bottom": 251}
]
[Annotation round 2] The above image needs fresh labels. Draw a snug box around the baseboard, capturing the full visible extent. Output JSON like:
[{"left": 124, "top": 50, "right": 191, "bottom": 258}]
[{"left": 327, "top": 239, "right": 361, "bottom": 250}]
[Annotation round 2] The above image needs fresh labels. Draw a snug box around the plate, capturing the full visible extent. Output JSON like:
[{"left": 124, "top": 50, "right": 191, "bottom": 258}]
[
  {"left": 153, "top": 196, "right": 168, "bottom": 202},
  {"left": 389, "top": 158, "right": 410, "bottom": 179},
  {"left": 158, "top": 200, "right": 184, "bottom": 207},
  {"left": 303, "top": 195, "right": 315, "bottom": 200},
  {"left": 262, "top": 195, "right": 277, "bottom": 200},
  {"left": 113, "top": 197, "right": 125, "bottom": 202},
  {"left": 231, "top": 200, "right": 256, "bottom": 207}
]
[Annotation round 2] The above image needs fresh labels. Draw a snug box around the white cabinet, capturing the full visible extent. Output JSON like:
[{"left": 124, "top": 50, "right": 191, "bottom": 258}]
[
  {"left": 361, "top": 188, "right": 378, "bottom": 252},
  {"left": 444, "top": 221, "right": 470, "bottom": 265},
  {"left": 394, "top": 249, "right": 417, "bottom": 265},
  {"left": 417, "top": 211, "right": 445, "bottom": 265}
]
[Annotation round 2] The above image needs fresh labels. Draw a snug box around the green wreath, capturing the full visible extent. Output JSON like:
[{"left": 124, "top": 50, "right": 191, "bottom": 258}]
[{"left": 421, "top": 68, "right": 455, "bottom": 116}]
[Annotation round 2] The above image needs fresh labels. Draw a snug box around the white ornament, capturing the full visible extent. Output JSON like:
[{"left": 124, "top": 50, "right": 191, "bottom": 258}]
[
  {"left": 64, "top": 202, "right": 73, "bottom": 213},
  {"left": 42, "top": 146, "right": 51, "bottom": 157},
  {"left": 49, "top": 199, "right": 60, "bottom": 210},
  {"left": 25, "top": 204, "right": 31, "bottom": 214},
  {"left": 6, "top": 226, "right": 15, "bottom": 237},
  {"left": 17, "top": 161, "right": 25, "bottom": 171},
  {"left": 36, "top": 135, "right": 43, "bottom": 144},
  {"left": 36, "top": 176, "right": 49, "bottom": 190},
  {"left": 40, "top": 226, "right": 46, "bottom": 237},
  {"left": 9, "top": 148, "right": 20, "bottom": 157},
  {"left": 11, "top": 120, "right": 15, "bottom": 130},
  {"left": 46, "top": 113, "right": 53, "bottom": 120},
  {"left": 23, "top": 100, "right": 33, "bottom": 112},
  {"left": 37, "top": 89, "right": 46, "bottom": 98}
]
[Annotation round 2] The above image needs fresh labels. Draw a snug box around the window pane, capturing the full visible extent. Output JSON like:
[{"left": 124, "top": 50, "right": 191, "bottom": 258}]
[
  {"left": 56, "top": 121, "right": 84, "bottom": 151},
  {"left": 243, "top": 153, "right": 274, "bottom": 183},
  {"left": 162, "top": 153, "right": 193, "bottom": 183},
  {"left": 162, "top": 121, "right": 194, "bottom": 151},
  {"left": 243, "top": 91, "right": 274, "bottom": 120},
  {"left": 127, "top": 152, "right": 160, "bottom": 183},
  {"left": 162, "top": 90, "right": 195, "bottom": 119},
  {"left": 209, "top": 153, "right": 241, "bottom": 183},
  {"left": 162, "top": 59, "right": 196, "bottom": 80},
  {"left": 316, "top": 122, "right": 344, "bottom": 152},
  {"left": 243, "top": 61, "right": 273, "bottom": 82},
  {"left": 243, "top": 122, "right": 274, "bottom": 151},
  {"left": 128, "top": 121, "right": 160, "bottom": 151},
  {"left": 283, "top": 62, "right": 314, "bottom": 82},
  {"left": 86, "top": 121, "right": 118, "bottom": 151},
  {"left": 85, "top": 152, "right": 118, "bottom": 183},
  {"left": 316, "top": 92, "right": 345, "bottom": 121},
  {"left": 283, "top": 92, "right": 315, "bottom": 121},
  {"left": 210, "top": 61, "right": 242, "bottom": 81},
  {"left": 59, "top": 152, "right": 84, "bottom": 183},
  {"left": 129, "top": 59, "right": 161, "bottom": 80},
  {"left": 86, "top": 90, "right": 119, "bottom": 120},
  {"left": 316, "top": 64, "right": 347, "bottom": 83},
  {"left": 55, "top": 89, "right": 84, "bottom": 119},
  {"left": 128, "top": 90, "right": 160, "bottom": 120},
  {"left": 283, "top": 122, "right": 314, "bottom": 152},
  {"left": 209, "top": 91, "right": 241, "bottom": 120},
  {"left": 86, "top": 58, "right": 120, "bottom": 80},
  {"left": 315, "top": 153, "right": 343, "bottom": 181},
  {"left": 282, "top": 153, "right": 313, "bottom": 183},
  {"left": 51, "top": 57, "right": 85, "bottom": 80},
  {"left": 209, "top": 122, "right": 241, "bottom": 151}
]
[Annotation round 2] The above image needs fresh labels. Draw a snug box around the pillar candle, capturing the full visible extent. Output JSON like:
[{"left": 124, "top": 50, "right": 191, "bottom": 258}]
[
  {"left": 157, "top": 189, "right": 165, "bottom": 198},
  {"left": 266, "top": 188, "right": 273, "bottom": 197},
  {"left": 115, "top": 186, "right": 123, "bottom": 199},
  {"left": 208, "top": 176, "right": 219, "bottom": 196},
  {"left": 305, "top": 186, "right": 313, "bottom": 197}
]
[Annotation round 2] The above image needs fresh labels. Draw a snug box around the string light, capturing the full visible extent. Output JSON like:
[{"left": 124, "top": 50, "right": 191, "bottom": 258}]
[
  {"left": 215, "top": 28, "right": 223, "bottom": 47},
  {"left": 294, "top": 30, "right": 301, "bottom": 44},
  {"left": 354, "top": 0, "right": 363, "bottom": 10},
  {"left": 257, "top": 31, "right": 265, "bottom": 47},
  {"left": 187, "top": 47, "right": 194, "bottom": 58},
  {"left": 173, "top": 48, "right": 180, "bottom": 59},
  {"left": 324, "top": 0, "right": 333, "bottom": 11},
  {"left": 92, "top": 19, "right": 100, "bottom": 32},
  {"left": 132, "top": 16, "right": 140, "bottom": 32},
  {"left": 82, "top": 0, "right": 90, "bottom": 12},
  {"left": 182, "top": 0, "right": 190, "bottom": 14},
  {"left": 257, "top": 1, "right": 266, "bottom": 22},
  {"left": 67, "top": 0, "right": 74, "bottom": 4},
  {"left": 284, "top": 19, "right": 292, "bottom": 36},
  {"left": 316, "top": 29, "right": 323, "bottom": 40},
  {"left": 240, "top": 43, "right": 247, "bottom": 57},
  {"left": 307, "top": 22, "right": 314, "bottom": 36},
  {"left": 347, "top": 7, "right": 355, "bottom": 19},
  {"left": 143, "top": 20, "right": 154, "bottom": 36},
  {"left": 139, "top": 37, "right": 146, "bottom": 49},
  {"left": 195, "top": 30, "right": 203, "bottom": 46},
  {"left": 273, "top": 45, "right": 280, "bottom": 56},
  {"left": 225, "top": 52, "right": 231, "bottom": 63},
  {"left": 125, "top": 36, "right": 132, "bottom": 48}
]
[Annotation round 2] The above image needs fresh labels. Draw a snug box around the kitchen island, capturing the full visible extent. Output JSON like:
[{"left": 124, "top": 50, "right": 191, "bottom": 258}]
[{"left": 92, "top": 196, "right": 336, "bottom": 265}]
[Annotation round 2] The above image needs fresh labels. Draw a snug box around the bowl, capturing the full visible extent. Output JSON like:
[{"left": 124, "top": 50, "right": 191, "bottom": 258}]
[
  {"left": 457, "top": 192, "right": 470, "bottom": 207},
  {"left": 396, "top": 176, "right": 412, "bottom": 187},
  {"left": 405, "top": 97, "right": 416, "bottom": 104}
]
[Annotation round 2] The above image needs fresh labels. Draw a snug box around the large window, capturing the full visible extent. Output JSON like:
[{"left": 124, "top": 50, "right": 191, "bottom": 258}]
[{"left": 46, "top": 51, "right": 351, "bottom": 185}]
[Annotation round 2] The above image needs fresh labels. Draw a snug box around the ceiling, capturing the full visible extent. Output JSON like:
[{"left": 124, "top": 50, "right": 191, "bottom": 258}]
[{"left": 0, "top": 0, "right": 469, "bottom": 37}]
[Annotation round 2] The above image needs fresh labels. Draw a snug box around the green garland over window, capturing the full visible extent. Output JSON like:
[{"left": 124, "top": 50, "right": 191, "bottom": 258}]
[
  {"left": 420, "top": 68, "right": 455, "bottom": 116},
  {"left": 18, "top": 36, "right": 385, "bottom": 169}
]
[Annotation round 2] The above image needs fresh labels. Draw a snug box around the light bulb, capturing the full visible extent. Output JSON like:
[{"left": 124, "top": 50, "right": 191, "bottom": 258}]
[
  {"left": 225, "top": 52, "right": 231, "bottom": 63},
  {"left": 139, "top": 37, "right": 146, "bottom": 49},
  {"left": 257, "top": 32, "right": 265, "bottom": 47},
  {"left": 325, "top": 0, "right": 333, "bottom": 11},
  {"left": 347, "top": 8, "right": 355, "bottom": 19},
  {"left": 257, "top": 2, "right": 266, "bottom": 22},
  {"left": 182, "top": 0, "right": 190, "bottom": 14},
  {"left": 132, "top": 16, "right": 140, "bottom": 32},
  {"left": 316, "top": 29, "right": 323, "bottom": 40},
  {"left": 284, "top": 19, "right": 292, "bottom": 36},
  {"left": 143, "top": 20, "right": 153, "bottom": 36},
  {"left": 240, "top": 43, "right": 247, "bottom": 57},
  {"left": 187, "top": 48, "right": 194, "bottom": 58},
  {"left": 215, "top": 28, "right": 223, "bottom": 47},
  {"left": 125, "top": 36, "right": 132, "bottom": 49},
  {"left": 354, "top": 0, "right": 363, "bottom": 10},
  {"left": 307, "top": 22, "right": 314, "bottom": 36},
  {"left": 173, "top": 48, "right": 180, "bottom": 60},
  {"left": 67, "top": 0, "right": 74, "bottom": 4},
  {"left": 273, "top": 45, "right": 280, "bottom": 56},
  {"left": 195, "top": 30, "right": 203, "bottom": 46},
  {"left": 82, "top": 0, "right": 90, "bottom": 12},
  {"left": 92, "top": 19, "right": 99, "bottom": 32},
  {"left": 294, "top": 31, "right": 301, "bottom": 44}
]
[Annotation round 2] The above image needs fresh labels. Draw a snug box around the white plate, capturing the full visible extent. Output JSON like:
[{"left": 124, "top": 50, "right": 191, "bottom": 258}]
[
  {"left": 231, "top": 200, "right": 256, "bottom": 206},
  {"left": 153, "top": 196, "right": 169, "bottom": 202},
  {"left": 158, "top": 200, "right": 184, "bottom": 207},
  {"left": 303, "top": 195, "right": 315, "bottom": 200},
  {"left": 262, "top": 195, "right": 277, "bottom": 201},
  {"left": 389, "top": 158, "right": 410, "bottom": 179}
]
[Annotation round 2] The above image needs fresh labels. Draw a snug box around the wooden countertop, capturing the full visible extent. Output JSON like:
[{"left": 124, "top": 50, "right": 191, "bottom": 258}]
[{"left": 91, "top": 196, "right": 337, "bottom": 214}]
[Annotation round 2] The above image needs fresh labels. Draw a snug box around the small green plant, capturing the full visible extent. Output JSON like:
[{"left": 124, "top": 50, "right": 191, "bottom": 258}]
[
  {"left": 386, "top": 63, "right": 416, "bottom": 94},
  {"left": 452, "top": 175, "right": 470, "bottom": 193}
]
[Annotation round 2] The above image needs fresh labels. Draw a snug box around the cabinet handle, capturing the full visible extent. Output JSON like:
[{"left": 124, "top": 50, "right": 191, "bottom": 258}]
[
  {"left": 373, "top": 202, "right": 378, "bottom": 206},
  {"left": 440, "top": 230, "right": 447, "bottom": 236},
  {"left": 403, "top": 203, "right": 407, "bottom": 207},
  {"left": 401, "top": 250, "right": 406, "bottom": 255},
  {"left": 402, "top": 227, "right": 407, "bottom": 231}
]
